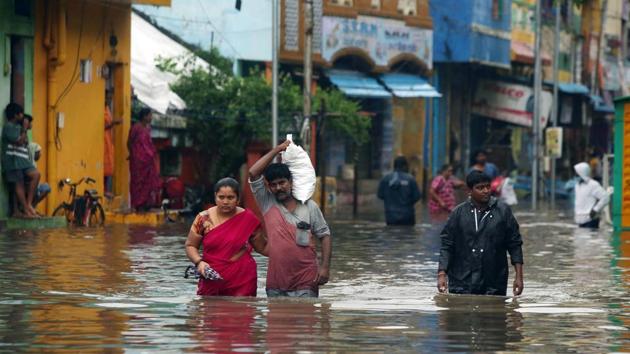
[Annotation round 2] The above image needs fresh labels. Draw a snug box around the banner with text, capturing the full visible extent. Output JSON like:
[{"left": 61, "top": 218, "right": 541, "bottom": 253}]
[
  {"left": 472, "top": 79, "right": 552, "bottom": 128},
  {"left": 322, "top": 15, "right": 432, "bottom": 69}
]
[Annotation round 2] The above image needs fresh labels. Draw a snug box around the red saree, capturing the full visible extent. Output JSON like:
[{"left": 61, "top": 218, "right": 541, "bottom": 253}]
[
  {"left": 197, "top": 209, "right": 261, "bottom": 296},
  {"left": 128, "top": 123, "right": 161, "bottom": 209}
]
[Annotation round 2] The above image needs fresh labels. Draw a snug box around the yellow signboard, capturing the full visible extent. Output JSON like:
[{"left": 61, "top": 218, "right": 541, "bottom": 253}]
[{"left": 545, "top": 127, "right": 563, "bottom": 158}]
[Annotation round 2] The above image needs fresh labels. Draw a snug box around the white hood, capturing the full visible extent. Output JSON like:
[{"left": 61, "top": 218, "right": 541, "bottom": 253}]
[{"left": 574, "top": 162, "right": 591, "bottom": 182}]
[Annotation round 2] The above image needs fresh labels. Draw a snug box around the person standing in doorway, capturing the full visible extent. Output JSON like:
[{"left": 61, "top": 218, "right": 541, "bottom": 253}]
[
  {"left": 2, "top": 103, "right": 39, "bottom": 218},
  {"left": 248, "top": 140, "right": 332, "bottom": 298},
  {"left": 23, "top": 115, "right": 50, "bottom": 209},
  {"left": 468, "top": 149, "right": 500, "bottom": 179},
  {"left": 128, "top": 108, "right": 161, "bottom": 211},
  {"left": 437, "top": 171, "right": 524, "bottom": 296},
  {"left": 104, "top": 90, "right": 122, "bottom": 198},
  {"left": 377, "top": 156, "right": 421, "bottom": 225},
  {"left": 573, "top": 162, "right": 610, "bottom": 229}
]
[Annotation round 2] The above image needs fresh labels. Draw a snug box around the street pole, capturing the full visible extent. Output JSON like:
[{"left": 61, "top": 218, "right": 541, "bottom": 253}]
[
  {"left": 318, "top": 99, "right": 326, "bottom": 216},
  {"left": 550, "top": 0, "right": 561, "bottom": 209},
  {"left": 532, "top": 0, "right": 542, "bottom": 210},
  {"left": 272, "top": 0, "right": 279, "bottom": 147},
  {"left": 301, "top": 0, "right": 313, "bottom": 151}
]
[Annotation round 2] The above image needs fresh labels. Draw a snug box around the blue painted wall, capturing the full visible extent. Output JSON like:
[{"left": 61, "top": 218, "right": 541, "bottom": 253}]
[{"left": 430, "top": 0, "right": 511, "bottom": 66}]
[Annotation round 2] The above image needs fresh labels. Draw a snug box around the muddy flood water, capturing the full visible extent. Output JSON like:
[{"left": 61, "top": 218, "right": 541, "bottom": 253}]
[{"left": 0, "top": 206, "right": 628, "bottom": 353}]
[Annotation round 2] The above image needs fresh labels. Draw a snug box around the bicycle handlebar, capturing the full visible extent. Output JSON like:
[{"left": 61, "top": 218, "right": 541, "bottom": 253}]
[{"left": 60, "top": 177, "right": 95, "bottom": 187}]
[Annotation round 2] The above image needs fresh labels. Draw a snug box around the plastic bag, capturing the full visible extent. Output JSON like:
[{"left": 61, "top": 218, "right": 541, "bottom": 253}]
[{"left": 282, "top": 142, "right": 316, "bottom": 203}]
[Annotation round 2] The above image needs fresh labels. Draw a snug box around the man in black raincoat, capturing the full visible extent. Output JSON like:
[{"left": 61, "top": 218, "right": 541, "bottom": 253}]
[
  {"left": 437, "top": 171, "right": 524, "bottom": 296},
  {"left": 377, "top": 156, "right": 421, "bottom": 225}
]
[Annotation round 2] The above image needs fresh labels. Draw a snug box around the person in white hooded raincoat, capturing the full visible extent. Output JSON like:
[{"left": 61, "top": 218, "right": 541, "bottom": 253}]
[{"left": 573, "top": 162, "right": 610, "bottom": 229}]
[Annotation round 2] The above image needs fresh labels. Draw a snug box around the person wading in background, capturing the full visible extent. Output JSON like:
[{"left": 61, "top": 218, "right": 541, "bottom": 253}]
[
  {"left": 377, "top": 156, "right": 421, "bottom": 226},
  {"left": 428, "top": 163, "right": 464, "bottom": 216},
  {"left": 468, "top": 149, "right": 499, "bottom": 179},
  {"left": 573, "top": 162, "right": 610, "bottom": 229}
]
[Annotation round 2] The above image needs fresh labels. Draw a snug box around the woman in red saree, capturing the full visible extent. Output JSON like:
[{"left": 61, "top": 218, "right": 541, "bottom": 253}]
[
  {"left": 185, "top": 178, "right": 267, "bottom": 296},
  {"left": 127, "top": 108, "right": 161, "bottom": 211}
]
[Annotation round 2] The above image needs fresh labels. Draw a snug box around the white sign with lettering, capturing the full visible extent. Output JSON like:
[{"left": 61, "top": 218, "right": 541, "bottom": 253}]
[
  {"left": 322, "top": 15, "right": 432, "bottom": 69},
  {"left": 472, "top": 79, "right": 552, "bottom": 128}
]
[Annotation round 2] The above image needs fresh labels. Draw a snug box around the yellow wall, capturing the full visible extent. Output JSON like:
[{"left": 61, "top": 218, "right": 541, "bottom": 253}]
[
  {"left": 392, "top": 98, "right": 425, "bottom": 188},
  {"left": 33, "top": 0, "right": 133, "bottom": 214}
]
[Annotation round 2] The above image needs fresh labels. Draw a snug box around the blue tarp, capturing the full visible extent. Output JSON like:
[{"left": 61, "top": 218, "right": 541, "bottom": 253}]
[
  {"left": 558, "top": 83, "right": 589, "bottom": 95},
  {"left": 326, "top": 70, "right": 392, "bottom": 98},
  {"left": 379, "top": 73, "right": 442, "bottom": 98},
  {"left": 590, "top": 94, "right": 615, "bottom": 113}
]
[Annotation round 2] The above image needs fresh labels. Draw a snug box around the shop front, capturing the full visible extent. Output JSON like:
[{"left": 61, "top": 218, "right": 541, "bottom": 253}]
[
  {"left": 471, "top": 79, "right": 552, "bottom": 174},
  {"left": 320, "top": 14, "right": 438, "bottom": 191}
]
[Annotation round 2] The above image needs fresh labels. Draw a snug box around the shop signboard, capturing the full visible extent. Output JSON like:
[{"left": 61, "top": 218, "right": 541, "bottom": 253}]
[
  {"left": 545, "top": 127, "right": 563, "bottom": 158},
  {"left": 472, "top": 79, "right": 552, "bottom": 128},
  {"left": 321, "top": 15, "right": 432, "bottom": 69}
]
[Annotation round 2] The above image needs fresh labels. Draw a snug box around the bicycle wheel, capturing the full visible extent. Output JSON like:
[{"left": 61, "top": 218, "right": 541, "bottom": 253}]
[
  {"left": 88, "top": 203, "right": 105, "bottom": 227},
  {"left": 52, "top": 204, "right": 72, "bottom": 224}
]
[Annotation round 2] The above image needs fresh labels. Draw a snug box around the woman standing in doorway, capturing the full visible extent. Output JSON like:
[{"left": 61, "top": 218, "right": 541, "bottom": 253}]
[{"left": 127, "top": 108, "right": 161, "bottom": 211}]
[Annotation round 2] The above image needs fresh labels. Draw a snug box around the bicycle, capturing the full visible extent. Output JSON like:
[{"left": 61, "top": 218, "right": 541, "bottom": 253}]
[{"left": 52, "top": 177, "right": 105, "bottom": 227}]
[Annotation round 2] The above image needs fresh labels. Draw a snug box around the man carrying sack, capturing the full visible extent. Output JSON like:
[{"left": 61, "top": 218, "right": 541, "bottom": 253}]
[{"left": 249, "top": 140, "right": 332, "bottom": 298}]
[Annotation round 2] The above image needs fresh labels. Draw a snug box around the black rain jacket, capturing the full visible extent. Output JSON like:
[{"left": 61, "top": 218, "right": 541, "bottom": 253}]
[
  {"left": 377, "top": 171, "right": 421, "bottom": 225},
  {"left": 438, "top": 197, "right": 524, "bottom": 296}
]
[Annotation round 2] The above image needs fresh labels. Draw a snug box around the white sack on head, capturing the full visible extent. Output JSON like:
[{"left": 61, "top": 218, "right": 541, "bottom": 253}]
[{"left": 282, "top": 143, "right": 316, "bottom": 203}]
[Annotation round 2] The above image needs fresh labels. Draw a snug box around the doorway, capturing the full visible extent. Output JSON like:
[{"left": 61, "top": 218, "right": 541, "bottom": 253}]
[{"left": 103, "top": 63, "right": 124, "bottom": 198}]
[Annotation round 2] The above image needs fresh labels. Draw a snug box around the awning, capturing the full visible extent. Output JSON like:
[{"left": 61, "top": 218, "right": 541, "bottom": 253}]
[
  {"left": 590, "top": 94, "right": 615, "bottom": 113},
  {"left": 326, "top": 70, "right": 391, "bottom": 98},
  {"left": 511, "top": 42, "right": 552, "bottom": 65},
  {"left": 379, "top": 73, "right": 442, "bottom": 98},
  {"left": 558, "top": 83, "right": 589, "bottom": 95}
]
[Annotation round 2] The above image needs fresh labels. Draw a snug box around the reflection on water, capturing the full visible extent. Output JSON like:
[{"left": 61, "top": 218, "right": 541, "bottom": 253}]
[{"left": 0, "top": 208, "right": 628, "bottom": 352}]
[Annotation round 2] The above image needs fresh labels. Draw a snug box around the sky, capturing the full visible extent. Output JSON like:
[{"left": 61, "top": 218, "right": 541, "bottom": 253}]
[{"left": 134, "top": 0, "right": 272, "bottom": 62}]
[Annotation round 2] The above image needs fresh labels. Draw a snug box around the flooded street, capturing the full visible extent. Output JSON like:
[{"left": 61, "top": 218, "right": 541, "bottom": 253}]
[{"left": 0, "top": 206, "right": 628, "bottom": 353}]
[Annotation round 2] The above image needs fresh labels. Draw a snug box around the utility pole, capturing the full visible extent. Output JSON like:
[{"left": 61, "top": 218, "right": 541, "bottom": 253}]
[
  {"left": 532, "top": 0, "right": 542, "bottom": 210},
  {"left": 301, "top": 0, "right": 313, "bottom": 152},
  {"left": 272, "top": 0, "right": 279, "bottom": 147},
  {"left": 317, "top": 99, "right": 327, "bottom": 216},
  {"left": 594, "top": 0, "right": 609, "bottom": 95},
  {"left": 550, "top": 0, "right": 561, "bottom": 209}
]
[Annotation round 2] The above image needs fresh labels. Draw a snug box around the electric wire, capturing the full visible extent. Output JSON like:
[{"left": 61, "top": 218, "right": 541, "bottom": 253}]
[{"left": 196, "top": 0, "right": 244, "bottom": 59}]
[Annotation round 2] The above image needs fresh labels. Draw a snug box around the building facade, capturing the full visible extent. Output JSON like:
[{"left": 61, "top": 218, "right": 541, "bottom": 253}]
[
  {"left": 0, "top": 0, "right": 170, "bottom": 218},
  {"left": 280, "top": 0, "right": 438, "bottom": 196}
]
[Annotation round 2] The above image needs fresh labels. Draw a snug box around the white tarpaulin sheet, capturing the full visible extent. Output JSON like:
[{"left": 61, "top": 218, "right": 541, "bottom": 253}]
[{"left": 131, "top": 12, "right": 209, "bottom": 115}]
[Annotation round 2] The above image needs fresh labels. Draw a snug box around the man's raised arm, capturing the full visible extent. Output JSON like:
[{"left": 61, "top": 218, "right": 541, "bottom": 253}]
[{"left": 249, "top": 140, "right": 291, "bottom": 180}]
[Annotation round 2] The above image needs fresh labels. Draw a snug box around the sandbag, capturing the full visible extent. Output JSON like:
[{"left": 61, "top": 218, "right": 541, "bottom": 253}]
[{"left": 282, "top": 142, "right": 316, "bottom": 203}]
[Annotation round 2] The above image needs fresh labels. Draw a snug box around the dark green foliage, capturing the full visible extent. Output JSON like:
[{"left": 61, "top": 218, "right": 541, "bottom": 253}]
[{"left": 156, "top": 51, "right": 369, "bottom": 183}]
